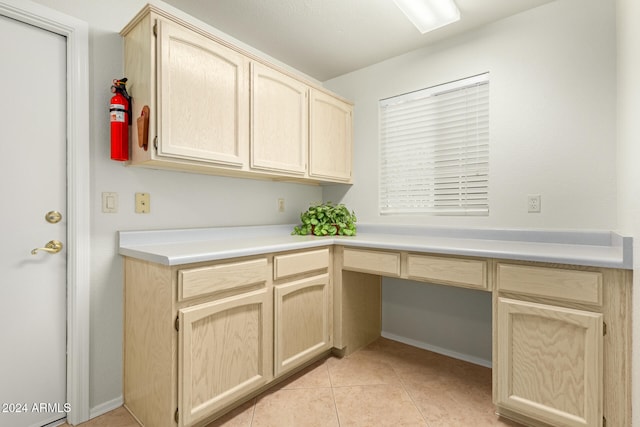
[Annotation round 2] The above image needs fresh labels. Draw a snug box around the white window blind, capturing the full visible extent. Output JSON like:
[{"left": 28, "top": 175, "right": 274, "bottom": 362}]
[{"left": 379, "top": 73, "right": 490, "bottom": 216}]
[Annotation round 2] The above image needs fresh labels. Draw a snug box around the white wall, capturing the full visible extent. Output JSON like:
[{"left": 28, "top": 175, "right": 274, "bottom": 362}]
[
  {"left": 382, "top": 279, "right": 492, "bottom": 366},
  {"left": 616, "top": 0, "right": 640, "bottom": 424},
  {"left": 324, "top": 0, "right": 617, "bottom": 365},
  {"left": 324, "top": 0, "right": 617, "bottom": 231},
  {"left": 29, "top": 0, "right": 322, "bottom": 413}
]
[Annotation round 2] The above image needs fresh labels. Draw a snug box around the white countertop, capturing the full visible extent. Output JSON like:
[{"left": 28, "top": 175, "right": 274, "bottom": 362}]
[{"left": 118, "top": 224, "right": 633, "bottom": 269}]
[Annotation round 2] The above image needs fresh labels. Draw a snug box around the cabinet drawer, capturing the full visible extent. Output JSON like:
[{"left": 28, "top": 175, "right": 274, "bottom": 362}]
[
  {"left": 274, "top": 248, "right": 330, "bottom": 280},
  {"left": 497, "top": 263, "right": 603, "bottom": 306},
  {"left": 179, "top": 258, "right": 268, "bottom": 301},
  {"left": 342, "top": 248, "right": 400, "bottom": 277},
  {"left": 407, "top": 255, "right": 487, "bottom": 290}
]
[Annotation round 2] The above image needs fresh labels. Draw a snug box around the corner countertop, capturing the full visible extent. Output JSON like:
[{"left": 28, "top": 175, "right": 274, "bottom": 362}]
[{"left": 118, "top": 224, "right": 633, "bottom": 270}]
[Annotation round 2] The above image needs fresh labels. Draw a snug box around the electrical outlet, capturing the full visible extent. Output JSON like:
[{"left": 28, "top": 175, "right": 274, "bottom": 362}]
[
  {"left": 277, "top": 198, "right": 285, "bottom": 212},
  {"left": 528, "top": 194, "right": 541, "bottom": 213}
]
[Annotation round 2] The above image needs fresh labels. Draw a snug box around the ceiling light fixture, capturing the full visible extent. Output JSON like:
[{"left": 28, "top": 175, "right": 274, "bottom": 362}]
[{"left": 392, "top": 0, "right": 460, "bottom": 34}]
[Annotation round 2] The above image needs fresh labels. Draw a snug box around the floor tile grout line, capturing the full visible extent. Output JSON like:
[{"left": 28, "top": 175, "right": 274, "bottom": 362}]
[
  {"left": 325, "top": 359, "right": 343, "bottom": 426},
  {"left": 330, "top": 382, "right": 398, "bottom": 389},
  {"left": 282, "top": 385, "right": 334, "bottom": 390},
  {"left": 329, "top": 379, "right": 342, "bottom": 426},
  {"left": 393, "top": 364, "right": 432, "bottom": 427},
  {"left": 247, "top": 397, "right": 257, "bottom": 427}
]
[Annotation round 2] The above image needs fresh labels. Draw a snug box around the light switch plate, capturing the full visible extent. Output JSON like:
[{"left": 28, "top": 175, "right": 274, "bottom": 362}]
[
  {"left": 102, "top": 192, "right": 118, "bottom": 213},
  {"left": 135, "top": 192, "right": 150, "bottom": 214}
]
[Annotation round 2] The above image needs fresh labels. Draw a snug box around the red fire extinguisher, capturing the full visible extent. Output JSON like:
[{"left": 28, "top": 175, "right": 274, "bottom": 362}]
[{"left": 110, "top": 78, "right": 131, "bottom": 161}]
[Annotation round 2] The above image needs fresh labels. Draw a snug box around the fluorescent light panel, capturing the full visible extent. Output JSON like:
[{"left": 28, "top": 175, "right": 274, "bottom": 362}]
[{"left": 392, "top": 0, "right": 460, "bottom": 34}]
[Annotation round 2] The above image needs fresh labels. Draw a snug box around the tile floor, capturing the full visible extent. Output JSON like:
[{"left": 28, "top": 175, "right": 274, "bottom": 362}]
[{"left": 63, "top": 338, "right": 523, "bottom": 427}]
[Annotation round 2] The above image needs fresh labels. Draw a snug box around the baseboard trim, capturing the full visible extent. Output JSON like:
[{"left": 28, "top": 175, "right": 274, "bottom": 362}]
[
  {"left": 381, "top": 331, "right": 492, "bottom": 368},
  {"left": 90, "top": 396, "right": 123, "bottom": 419}
]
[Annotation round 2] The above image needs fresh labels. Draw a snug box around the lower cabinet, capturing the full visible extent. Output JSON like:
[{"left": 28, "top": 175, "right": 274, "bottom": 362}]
[
  {"left": 492, "top": 262, "right": 628, "bottom": 427},
  {"left": 274, "top": 274, "right": 331, "bottom": 377},
  {"left": 495, "top": 297, "right": 603, "bottom": 427},
  {"left": 123, "top": 250, "right": 630, "bottom": 427},
  {"left": 178, "top": 288, "right": 272, "bottom": 427},
  {"left": 124, "top": 249, "right": 333, "bottom": 427}
]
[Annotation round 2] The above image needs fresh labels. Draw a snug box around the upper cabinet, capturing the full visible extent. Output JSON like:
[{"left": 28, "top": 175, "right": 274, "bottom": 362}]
[
  {"left": 250, "top": 63, "right": 308, "bottom": 176},
  {"left": 156, "top": 20, "right": 249, "bottom": 167},
  {"left": 121, "top": 5, "right": 353, "bottom": 184},
  {"left": 309, "top": 89, "right": 353, "bottom": 182}
]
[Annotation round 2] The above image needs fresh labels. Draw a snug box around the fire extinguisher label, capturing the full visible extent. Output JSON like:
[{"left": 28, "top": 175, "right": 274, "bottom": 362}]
[
  {"left": 110, "top": 103, "right": 126, "bottom": 123},
  {"left": 110, "top": 111, "right": 125, "bottom": 122}
]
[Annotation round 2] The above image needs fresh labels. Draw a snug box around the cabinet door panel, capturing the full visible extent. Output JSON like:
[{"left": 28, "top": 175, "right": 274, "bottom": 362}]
[
  {"left": 251, "top": 63, "right": 308, "bottom": 174},
  {"left": 496, "top": 297, "right": 602, "bottom": 427},
  {"left": 309, "top": 89, "right": 353, "bottom": 182},
  {"left": 274, "top": 274, "right": 330, "bottom": 376},
  {"left": 178, "top": 289, "right": 271, "bottom": 427},
  {"left": 157, "top": 19, "right": 248, "bottom": 166}
]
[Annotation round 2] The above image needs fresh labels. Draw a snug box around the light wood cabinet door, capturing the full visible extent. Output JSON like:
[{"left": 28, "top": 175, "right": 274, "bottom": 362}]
[
  {"left": 250, "top": 62, "right": 308, "bottom": 175},
  {"left": 156, "top": 19, "right": 249, "bottom": 167},
  {"left": 274, "top": 274, "right": 331, "bottom": 376},
  {"left": 309, "top": 89, "right": 353, "bottom": 182},
  {"left": 178, "top": 288, "right": 272, "bottom": 427},
  {"left": 495, "top": 297, "right": 603, "bottom": 427}
]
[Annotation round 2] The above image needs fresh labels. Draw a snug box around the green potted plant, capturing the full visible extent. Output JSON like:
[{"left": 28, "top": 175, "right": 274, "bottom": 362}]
[{"left": 292, "top": 202, "right": 357, "bottom": 236}]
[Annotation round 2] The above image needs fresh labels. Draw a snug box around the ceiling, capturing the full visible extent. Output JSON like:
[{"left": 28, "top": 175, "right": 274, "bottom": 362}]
[{"left": 162, "top": 0, "right": 555, "bottom": 82}]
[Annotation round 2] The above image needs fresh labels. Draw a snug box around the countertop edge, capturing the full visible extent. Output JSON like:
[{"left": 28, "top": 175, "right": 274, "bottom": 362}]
[{"left": 118, "top": 225, "right": 633, "bottom": 270}]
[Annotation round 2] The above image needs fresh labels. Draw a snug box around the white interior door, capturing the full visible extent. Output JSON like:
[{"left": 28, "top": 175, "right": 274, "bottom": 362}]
[{"left": 0, "top": 14, "right": 68, "bottom": 427}]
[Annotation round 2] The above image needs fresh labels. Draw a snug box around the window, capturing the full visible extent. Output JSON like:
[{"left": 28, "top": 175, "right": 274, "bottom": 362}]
[{"left": 379, "top": 73, "right": 490, "bottom": 216}]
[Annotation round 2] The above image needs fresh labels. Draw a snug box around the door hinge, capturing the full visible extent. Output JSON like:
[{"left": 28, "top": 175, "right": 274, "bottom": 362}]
[
  {"left": 153, "top": 136, "right": 158, "bottom": 151},
  {"left": 603, "top": 415, "right": 606, "bottom": 427},
  {"left": 603, "top": 322, "right": 607, "bottom": 336},
  {"left": 175, "top": 315, "right": 179, "bottom": 332},
  {"left": 175, "top": 407, "right": 179, "bottom": 423},
  {"left": 153, "top": 23, "right": 158, "bottom": 37}
]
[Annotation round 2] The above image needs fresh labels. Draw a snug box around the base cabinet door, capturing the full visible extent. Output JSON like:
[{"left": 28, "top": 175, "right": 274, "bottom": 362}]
[
  {"left": 178, "top": 289, "right": 272, "bottom": 427},
  {"left": 495, "top": 297, "right": 603, "bottom": 427},
  {"left": 274, "top": 274, "right": 331, "bottom": 377}
]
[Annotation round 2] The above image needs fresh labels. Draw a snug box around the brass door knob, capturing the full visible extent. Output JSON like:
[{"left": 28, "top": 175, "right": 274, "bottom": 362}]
[
  {"left": 31, "top": 240, "right": 63, "bottom": 255},
  {"left": 45, "top": 211, "right": 62, "bottom": 224}
]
